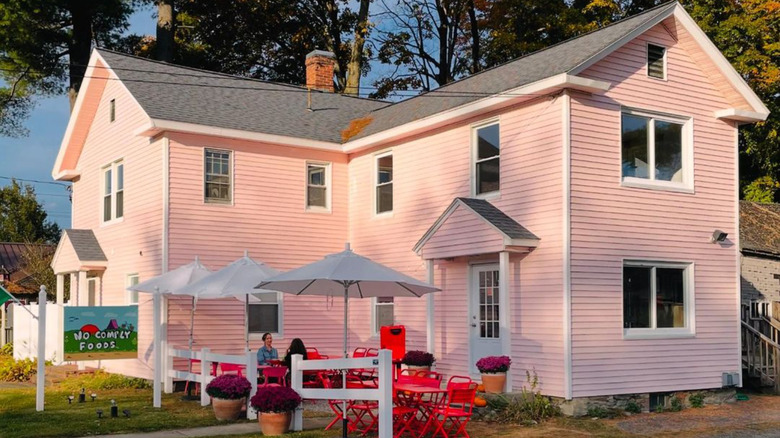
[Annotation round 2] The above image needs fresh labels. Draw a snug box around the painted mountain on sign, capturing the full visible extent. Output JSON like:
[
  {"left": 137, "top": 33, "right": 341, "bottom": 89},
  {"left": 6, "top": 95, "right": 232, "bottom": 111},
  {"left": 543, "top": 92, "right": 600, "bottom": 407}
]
[{"left": 105, "top": 319, "right": 119, "bottom": 330}]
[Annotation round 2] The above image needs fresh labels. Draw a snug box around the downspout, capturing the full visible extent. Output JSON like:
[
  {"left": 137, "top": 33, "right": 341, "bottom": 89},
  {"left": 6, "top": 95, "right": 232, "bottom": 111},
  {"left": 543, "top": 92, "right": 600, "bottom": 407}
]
[{"left": 562, "top": 91, "right": 573, "bottom": 400}]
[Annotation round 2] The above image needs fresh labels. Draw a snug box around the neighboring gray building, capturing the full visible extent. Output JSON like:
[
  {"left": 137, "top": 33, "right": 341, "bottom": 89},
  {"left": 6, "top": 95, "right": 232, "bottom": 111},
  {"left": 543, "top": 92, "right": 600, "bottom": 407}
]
[{"left": 740, "top": 201, "right": 780, "bottom": 316}]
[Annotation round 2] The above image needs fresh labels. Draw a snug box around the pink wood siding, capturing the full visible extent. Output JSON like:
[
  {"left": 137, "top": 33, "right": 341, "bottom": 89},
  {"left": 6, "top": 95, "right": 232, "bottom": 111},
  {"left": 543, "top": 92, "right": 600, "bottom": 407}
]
[
  {"left": 421, "top": 207, "right": 506, "bottom": 259},
  {"left": 69, "top": 73, "right": 163, "bottom": 378},
  {"left": 52, "top": 235, "right": 82, "bottom": 274},
  {"left": 569, "top": 23, "right": 739, "bottom": 397},
  {"left": 166, "top": 133, "right": 350, "bottom": 358},
  {"left": 348, "top": 96, "right": 566, "bottom": 396}
]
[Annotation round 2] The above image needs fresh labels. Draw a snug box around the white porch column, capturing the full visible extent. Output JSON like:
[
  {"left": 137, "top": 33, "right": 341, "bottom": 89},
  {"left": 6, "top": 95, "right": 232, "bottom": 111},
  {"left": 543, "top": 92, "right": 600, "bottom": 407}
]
[
  {"left": 57, "top": 274, "right": 65, "bottom": 365},
  {"left": 426, "top": 259, "right": 435, "bottom": 357},
  {"left": 77, "top": 271, "right": 88, "bottom": 307},
  {"left": 69, "top": 273, "right": 77, "bottom": 305},
  {"left": 499, "top": 251, "right": 512, "bottom": 390}
]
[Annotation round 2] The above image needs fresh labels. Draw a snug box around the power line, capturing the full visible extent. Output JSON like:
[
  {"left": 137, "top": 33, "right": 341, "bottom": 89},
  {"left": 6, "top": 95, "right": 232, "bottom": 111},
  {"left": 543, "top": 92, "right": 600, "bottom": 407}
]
[{"left": 0, "top": 176, "right": 71, "bottom": 188}]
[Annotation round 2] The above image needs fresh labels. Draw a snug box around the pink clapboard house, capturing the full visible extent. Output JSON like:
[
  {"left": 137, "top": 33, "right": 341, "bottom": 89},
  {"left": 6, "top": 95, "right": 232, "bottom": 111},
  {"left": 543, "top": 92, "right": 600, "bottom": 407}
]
[{"left": 50, "top": 2, "right": 769, "bottom": 406}]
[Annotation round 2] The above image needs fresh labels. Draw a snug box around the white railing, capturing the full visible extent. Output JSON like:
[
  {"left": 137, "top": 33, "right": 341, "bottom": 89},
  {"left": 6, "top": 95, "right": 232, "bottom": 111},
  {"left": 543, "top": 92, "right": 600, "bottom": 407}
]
[
  {"left": 290, "top": 349, "right": 393, "bottom": 438},
  {"left": 166, "top": 347, "right": 259, "bottom": 419}
]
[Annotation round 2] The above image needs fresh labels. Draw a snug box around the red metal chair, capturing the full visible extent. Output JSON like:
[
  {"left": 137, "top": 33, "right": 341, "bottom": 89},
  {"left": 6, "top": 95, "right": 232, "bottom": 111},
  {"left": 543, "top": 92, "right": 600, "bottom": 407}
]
[
  {"left": 366, "top": 347, "right": 379, "bottom": 357},
  {"left": 184, "top": 359, "right": 217, "bottom": 395},
  {"left": 446, "top": 375, "right": 473, "bottom": 390},
  {"left": 416, "top": 370, "right": 443, "bottom": 388},
  {"left": 261, "top": 366, "right": 288, "bottom": 387},
  {"left": 396, "top": 369, "right": 420, "bottom": 385},
  {"left": 426, "top": 382, "right": 478, "bottom": 438},
  {"left": 352, "top": 347, "right": 368, "bottom": 358},
  {"left": 345, "top": 375, "right": 379, "bottom": 435},
  {"left": 306, "top": 347, "right": 329, "bottom": 360},
  {"left": 319, "top": 372, "right": 349, "bottom": 431}
]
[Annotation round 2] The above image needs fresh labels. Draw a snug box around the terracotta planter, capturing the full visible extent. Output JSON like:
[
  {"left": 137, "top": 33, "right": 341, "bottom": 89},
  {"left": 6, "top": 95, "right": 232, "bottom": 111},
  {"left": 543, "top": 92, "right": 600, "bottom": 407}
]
[
  {"left": 212, "top": 397, "right": 245, "bottom": 421},
  {"left": 259, "top": 411, "right": 292, "bottom": 436},
  {"left": 481, "top": 372, "right": 506, "bottom": 394},
  {"left": 406, "top": 365, "right": 431, "bottom": 373}
]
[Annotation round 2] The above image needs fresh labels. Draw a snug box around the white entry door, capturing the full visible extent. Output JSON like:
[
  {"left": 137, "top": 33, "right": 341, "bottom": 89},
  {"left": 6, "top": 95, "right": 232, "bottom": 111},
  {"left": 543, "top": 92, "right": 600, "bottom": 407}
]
[{"left": 469, "top": 264, "right": 503, "bottom": 374}]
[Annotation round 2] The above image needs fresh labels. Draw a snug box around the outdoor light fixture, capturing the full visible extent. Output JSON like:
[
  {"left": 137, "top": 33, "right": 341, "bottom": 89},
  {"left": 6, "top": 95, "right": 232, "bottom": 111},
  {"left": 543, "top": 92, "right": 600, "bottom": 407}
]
[
  {"left": 123, "top": 409, "right": 131, "bottom": 418},
  {"left": 91, "top": 393, "right": 97, "bottom": 402},
  {"left": 111, "top": 400, "right": 118, "bottom": 418},
  {"left": 710, "top": 229, "right": 728, "bottom": 243},
  {"left": 67, "top": 395, "right": 74, "bottom": 404},
  {"left": 96, "top": 409, "right": 103, "bottom": 418},
  {"left": 79, "top": 388, "right": 86, "bottom": 403}
]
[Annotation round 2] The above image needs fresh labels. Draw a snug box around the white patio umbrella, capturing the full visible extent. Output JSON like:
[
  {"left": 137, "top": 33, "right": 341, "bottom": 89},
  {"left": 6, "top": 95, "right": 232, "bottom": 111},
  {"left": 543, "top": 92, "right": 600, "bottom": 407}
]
[
  {"left": 256, "top": 243, "right": 440, "bottom": 438},
  {"left": 181, "top": 251, "right": 280, "bottom": 349},
  {"left": 127, "top": 257, "right": 211, "bottom": 408}
]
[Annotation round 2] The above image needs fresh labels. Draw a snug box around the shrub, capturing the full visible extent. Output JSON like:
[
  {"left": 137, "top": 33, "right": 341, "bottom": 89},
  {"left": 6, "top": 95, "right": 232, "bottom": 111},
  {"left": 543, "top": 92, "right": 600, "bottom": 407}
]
[
  {"left": 0, "top": 343, "right": 12, "bottom": 356},
  {"left": 689, "top": 392, "right": 704, "bottom": 408},
  {"left": 476, "top": 356, "right": 511, "bottom": 374},
  {"left": 486, "top": 371, "right": 559, "bottom": 425},
  {"left": 205, "top": 374, "right": 252, "bottom": 400},
  {"left": 624, "top": 400, "right": 642, "bottom": 414},
  {"left": 0, "top": 357, "right": 38, "bottom": 382},
  {"left": 251, "top": 386, "right": 302, "bottom": 413},
  {"left": 59, "top": 370, "right": 151, "bottom": 391},
  {"left": 401, "top": 350, "right": 435, "bottom": 367},
  {"left": 587, "top": 406, "right": 613, "bottom": 419},
  {"left": 669, "top": 395, "right": 683, "bottom": 412}
]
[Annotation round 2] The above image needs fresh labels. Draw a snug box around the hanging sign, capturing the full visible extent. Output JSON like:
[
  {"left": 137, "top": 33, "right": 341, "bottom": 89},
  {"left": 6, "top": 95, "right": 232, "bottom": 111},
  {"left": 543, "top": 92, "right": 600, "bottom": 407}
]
[{"left": 64, "top": 306, "right": 138, "bottom": 360}]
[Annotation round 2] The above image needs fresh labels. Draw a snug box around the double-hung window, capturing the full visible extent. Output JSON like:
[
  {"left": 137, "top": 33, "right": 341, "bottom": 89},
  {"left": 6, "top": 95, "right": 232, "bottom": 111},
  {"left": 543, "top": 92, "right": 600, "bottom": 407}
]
[
  {"left": 372, "top": 297, "right": 395, "bottom": 336},
  {"left": 306, "top": 163, "right": 330, "bottom": 210},
  {"left": 623, "top": 261, "right": 694, "bottom": 338},
  {"left": 375, "top": 152, "right": 393, "bottom": 214},
  {"left": 204, "top": 149, "right": 232, "bottom": 203},
  {"left": 126, "top": 274, "right": 139, "bottom": 305},
  {"left": 473, "top": 121, "right": 500, "bottom": 196},
  {"left": 102, "top": 160, "right": 124, "bottom": 223},
  {"left": 621, "top": 109, "right": 692, "bottom": 191},
  {"left": 247, "top": 292, "right": 282, "bottom": 335}
]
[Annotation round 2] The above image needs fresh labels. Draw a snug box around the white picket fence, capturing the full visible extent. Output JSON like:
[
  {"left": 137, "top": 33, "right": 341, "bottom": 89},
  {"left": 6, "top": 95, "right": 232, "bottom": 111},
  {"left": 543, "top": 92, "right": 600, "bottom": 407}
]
[
  {"left": 166, "top": 347, "right": 259, "bottom": 420},
  {"left": 290, "top": 349, "right": 394, "bottom": 438}
]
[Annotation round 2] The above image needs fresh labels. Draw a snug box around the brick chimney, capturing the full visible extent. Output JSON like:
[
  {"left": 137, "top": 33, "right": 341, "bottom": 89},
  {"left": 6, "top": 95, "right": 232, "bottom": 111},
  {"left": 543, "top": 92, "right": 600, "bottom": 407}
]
[{"left": 306, "top": 50, "right": 336, "bottom": 93}]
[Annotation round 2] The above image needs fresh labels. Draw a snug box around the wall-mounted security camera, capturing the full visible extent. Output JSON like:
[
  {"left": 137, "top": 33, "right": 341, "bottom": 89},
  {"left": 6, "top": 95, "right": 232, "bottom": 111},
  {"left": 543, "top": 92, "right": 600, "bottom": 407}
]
[{"left": 710, "top": 229, "right": 728, "bottom": 243}]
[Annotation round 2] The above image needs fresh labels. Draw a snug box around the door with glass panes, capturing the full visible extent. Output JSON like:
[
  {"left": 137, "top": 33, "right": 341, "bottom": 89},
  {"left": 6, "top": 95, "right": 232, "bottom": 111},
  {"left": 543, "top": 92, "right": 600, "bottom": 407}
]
[{"left": 469, "top": 264, "right": 503, "bottom": 374}]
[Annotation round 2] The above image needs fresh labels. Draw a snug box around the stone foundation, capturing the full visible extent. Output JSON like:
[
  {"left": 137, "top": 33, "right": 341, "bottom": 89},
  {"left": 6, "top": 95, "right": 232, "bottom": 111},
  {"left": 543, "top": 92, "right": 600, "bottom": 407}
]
[{"left": 556, "top": 388, "right": 737, "bottom": 417}]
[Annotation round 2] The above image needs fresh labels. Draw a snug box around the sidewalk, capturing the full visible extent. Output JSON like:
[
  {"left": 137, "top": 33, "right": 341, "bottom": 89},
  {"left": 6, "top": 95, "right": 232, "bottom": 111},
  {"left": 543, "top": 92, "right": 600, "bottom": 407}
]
[{"left": 82, "top": 417, "right": 331, "bottom": 438}]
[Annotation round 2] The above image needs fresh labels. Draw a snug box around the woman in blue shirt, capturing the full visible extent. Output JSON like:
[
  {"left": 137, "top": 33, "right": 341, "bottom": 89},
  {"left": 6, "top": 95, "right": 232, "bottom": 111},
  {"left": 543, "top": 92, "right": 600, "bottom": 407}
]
[{"left": 257, "top": 332, "right": 278, "bottom": 365}]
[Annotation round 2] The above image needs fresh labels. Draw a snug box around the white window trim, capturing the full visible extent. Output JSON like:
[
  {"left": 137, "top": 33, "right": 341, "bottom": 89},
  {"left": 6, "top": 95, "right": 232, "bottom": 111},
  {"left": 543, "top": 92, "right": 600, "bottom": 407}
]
[
  {"left": 471, "top": 118, "right": 501, "bottom": 199},
  {"left": 622, "top": 259, "right": 696, "bottom": 340},
  {"left": 126, "top": 273, "right": 139, "bottom": 305},
  {"left": 246, "top": 292, "right": 284, "bottom": 338},
  {"left": 373, "top": 150, "right": 394, "bottom": 218},
  {"left": 371, "top": 297, "right": 395, "bottom": 338},
  {"left": 646, "top": 42, "right": 668, "bottom": 81},
  {"left": 305, "top": 161, "right": 332, "bottom": 213},
  {"left": 620, "top": 107, "right": 694, "bottom": 193},
  {"left": 100, "top": 159, "right": 124, "bottom": 226},
  {"left": 203, "top": 147, "right": 234, "bottom": 205}
]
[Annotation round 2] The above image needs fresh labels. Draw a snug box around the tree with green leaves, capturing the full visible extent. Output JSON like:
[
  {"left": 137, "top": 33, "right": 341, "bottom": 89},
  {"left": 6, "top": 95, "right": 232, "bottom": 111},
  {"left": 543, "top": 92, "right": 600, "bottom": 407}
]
[
  {"left": 0, "top": 181, "right": 61, "bottom": 244},
  {"left": 0, "top": 0, "right": 137, "bottom": 136}
]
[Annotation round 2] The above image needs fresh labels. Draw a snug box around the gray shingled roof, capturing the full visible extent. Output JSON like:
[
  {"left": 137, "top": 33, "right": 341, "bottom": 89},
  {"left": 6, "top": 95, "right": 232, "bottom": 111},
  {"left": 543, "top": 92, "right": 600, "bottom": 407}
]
[
  {"left": 98, "top": 50, "right": 389, "bottom": 144},
  {"left": 457, "top": 198, "right": 539, "bottom": 241},
  {"left": 97, "top": 2, "right": 676, "bottom": 144},
  {"left": 740, "top": 201, "right": 780, "bottom": 257},
  {"left": 64, "top": 229, "right": 107, "bottom": 262}
]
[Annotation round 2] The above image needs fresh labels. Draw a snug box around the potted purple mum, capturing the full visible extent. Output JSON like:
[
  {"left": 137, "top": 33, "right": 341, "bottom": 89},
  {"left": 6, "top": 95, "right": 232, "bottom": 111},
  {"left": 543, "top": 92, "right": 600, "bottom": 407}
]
[
  {"left": 476, "top": 355, "right": 511, "bottom": 393},
  {"left": 250, "top": 386, "right": 302, "bottom": 436},
  {"left": 205, "top": 374, "right": 253, "bottom": 420},
  {"left": 402, "top": 350, "right": 435, "bottom": 372}
]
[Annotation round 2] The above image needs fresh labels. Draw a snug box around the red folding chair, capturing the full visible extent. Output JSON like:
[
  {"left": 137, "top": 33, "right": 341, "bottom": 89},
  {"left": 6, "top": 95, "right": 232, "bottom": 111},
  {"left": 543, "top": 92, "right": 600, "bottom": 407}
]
[
  {"left": 426, "top": 382, "right": 478, "bottom": 438},
  {"left": 345, "top": 375, "right": 379, "bottom": 435},
  {"left": 446, "top": 375, "right": 473, "bottom": 390},
  {"left": 416, "top": 370, "right": 443, "bottom": 388},
  {"left": 319, "top": 372, "right": 348, "bottom": 431},
  {"left": 352, "top": 347, "right": 368, "bottom": 358},
  {"left": 366, "top": 347, "right": 379, "bottom": 357},
  {"left": 396, "top": 369, "right": 420, "bottom": 385},
  {"left": 306, "top": 347, "right": 329, "bottom": 360},
  {"left": 261, "top": 366, "right": 288, "bottom": 387},
  {"left": 184, "top": 359, "right": 217, "bottom": 395}
]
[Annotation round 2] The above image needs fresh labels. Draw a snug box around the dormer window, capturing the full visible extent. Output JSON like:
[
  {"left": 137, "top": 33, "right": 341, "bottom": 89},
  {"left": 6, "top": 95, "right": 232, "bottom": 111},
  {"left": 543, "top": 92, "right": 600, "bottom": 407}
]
[{"left": 647, "top": 43, "right": 666, "bottom": 80}]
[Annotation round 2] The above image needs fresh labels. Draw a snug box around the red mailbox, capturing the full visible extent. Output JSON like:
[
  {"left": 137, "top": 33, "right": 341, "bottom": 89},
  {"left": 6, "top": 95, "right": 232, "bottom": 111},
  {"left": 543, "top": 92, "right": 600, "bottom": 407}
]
[{"left": 380, "top": 325, "right": 406, "bottom": 362}]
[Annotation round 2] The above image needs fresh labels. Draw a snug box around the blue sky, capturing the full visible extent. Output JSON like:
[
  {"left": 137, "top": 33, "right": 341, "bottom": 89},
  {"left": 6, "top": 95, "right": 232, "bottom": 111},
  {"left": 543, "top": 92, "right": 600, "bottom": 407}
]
[{"left": 0, "top": 6, "right": 157, "bottom": 231}]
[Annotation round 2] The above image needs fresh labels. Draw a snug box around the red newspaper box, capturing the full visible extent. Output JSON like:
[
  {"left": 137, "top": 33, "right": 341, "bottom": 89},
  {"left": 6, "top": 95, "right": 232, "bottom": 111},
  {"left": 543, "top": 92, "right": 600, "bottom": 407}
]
[{"left": 380, "top": 325, "right": 406, "bottom": 362}]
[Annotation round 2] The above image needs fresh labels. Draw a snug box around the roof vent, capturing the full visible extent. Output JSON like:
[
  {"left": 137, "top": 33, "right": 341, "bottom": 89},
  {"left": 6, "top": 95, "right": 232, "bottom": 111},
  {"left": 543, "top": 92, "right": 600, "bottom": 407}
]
[{"left": 305, "top": 50, "right": 336, "bottom": 93}]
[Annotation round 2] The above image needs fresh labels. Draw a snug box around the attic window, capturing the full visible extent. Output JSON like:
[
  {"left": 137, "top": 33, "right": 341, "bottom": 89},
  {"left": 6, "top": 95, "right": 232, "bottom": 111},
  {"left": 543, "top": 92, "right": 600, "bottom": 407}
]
[
  {"left": 110, "top": 99, "right": 116, "bottom": 122},
  {"left": 647, "top": 44, "right": 666, "bottom": 79}
]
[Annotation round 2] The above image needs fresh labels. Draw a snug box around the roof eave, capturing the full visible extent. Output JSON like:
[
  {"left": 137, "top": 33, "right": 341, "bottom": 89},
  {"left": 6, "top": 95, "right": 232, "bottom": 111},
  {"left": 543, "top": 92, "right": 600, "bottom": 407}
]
[
  {"left": 137, "top": 118, "right": 344, "bottom": 152},
  {"left": 344, "top": 73, "right": 611, "bottom": 153},
  {"left": 715, "top": 108, "right": 769, "bottom": 123}
]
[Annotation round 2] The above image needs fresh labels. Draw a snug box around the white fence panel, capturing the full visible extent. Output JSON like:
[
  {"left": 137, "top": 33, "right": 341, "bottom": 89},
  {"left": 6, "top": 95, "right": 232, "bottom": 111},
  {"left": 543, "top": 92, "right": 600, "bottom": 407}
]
[{"left": 12, "top": 301, "right": 61, "bottom": 363}]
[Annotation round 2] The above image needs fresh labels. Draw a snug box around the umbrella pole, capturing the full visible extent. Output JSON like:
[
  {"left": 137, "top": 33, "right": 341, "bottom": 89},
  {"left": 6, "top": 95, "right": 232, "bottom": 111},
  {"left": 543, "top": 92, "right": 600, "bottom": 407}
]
[
  {"left": 188, "top": 297, "right": 196, "bottom": 372},
  {"left": 343, "top": 286, "right": 349, "bottom": 438},
  {"left": 245, "top": 295, "right": 250, "bottom": 351}
]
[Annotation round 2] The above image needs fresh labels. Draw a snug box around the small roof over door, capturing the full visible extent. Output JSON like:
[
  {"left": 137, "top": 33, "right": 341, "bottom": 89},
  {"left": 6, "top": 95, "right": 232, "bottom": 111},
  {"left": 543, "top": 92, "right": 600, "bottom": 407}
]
[
  {"left": 51, "top": 229, "right": 108, "bottom": 274},
  {"left": 414, "top": 198, "right": 540, "bottom": 260}
]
